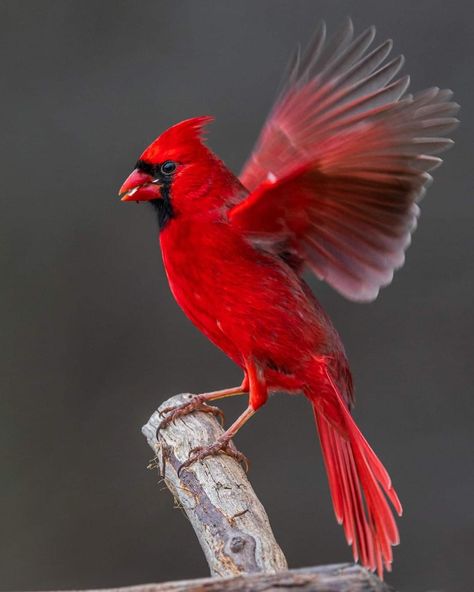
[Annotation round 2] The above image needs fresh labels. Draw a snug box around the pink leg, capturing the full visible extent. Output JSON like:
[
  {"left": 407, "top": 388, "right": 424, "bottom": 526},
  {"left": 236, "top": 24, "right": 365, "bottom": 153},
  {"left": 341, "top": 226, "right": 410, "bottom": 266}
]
[
  {"left": 178, "top": 359, "right": 268, "bottom": 474},
  {"left": 158, "top": 377, "right": 249, "bottom": 430},
  {"left": 178, "top": 406, "right": 255, "bottom": 475}
]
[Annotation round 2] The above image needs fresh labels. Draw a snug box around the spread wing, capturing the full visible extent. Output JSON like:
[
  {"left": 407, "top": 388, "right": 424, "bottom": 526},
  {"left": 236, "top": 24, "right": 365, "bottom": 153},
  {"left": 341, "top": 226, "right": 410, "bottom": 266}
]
[{"left": 233, "top": 20, "right": 459, "bottom": 302}]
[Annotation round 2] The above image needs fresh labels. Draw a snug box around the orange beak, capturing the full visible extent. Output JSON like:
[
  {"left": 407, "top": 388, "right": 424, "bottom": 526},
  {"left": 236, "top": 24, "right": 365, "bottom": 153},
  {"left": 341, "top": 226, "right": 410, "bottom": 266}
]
[{"left": 119, "top": 169, "right": 162, "bottom": 202}]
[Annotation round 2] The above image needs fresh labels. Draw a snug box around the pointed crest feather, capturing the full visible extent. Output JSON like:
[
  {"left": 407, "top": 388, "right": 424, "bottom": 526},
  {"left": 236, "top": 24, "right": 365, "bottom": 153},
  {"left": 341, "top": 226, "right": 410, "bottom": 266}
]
[
  {"left": 141, "top": 116, "right": 214, "bottom": 162},
  {"left": 164, "top": 115, "right": 214, "bottom": 142}
]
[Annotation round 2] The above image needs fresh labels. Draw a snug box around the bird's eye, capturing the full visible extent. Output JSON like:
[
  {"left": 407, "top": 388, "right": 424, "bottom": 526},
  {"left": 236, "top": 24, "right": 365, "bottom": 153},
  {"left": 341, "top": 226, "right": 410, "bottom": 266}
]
[{"left": 161, "top": 161, "right": 177, "bottom": 175}]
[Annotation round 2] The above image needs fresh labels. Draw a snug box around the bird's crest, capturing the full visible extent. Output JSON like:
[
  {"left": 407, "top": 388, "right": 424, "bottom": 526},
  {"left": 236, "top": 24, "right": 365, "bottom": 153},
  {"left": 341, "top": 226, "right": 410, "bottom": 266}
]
[{"left": 141, "top": 116, "right": 214, "bottom": 162}]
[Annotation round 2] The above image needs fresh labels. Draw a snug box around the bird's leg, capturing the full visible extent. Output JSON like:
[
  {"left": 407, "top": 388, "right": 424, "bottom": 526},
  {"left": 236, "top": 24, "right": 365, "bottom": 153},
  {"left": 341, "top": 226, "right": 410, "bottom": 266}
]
[
  {"left": 158, "top": 378, "right": 249, "bottom": 431},
  {"left": 178, "top": 406, "right": 255, "bottom": 475},
  {"left": 178, "top": 359, "right": 267, "bottom": 474}
]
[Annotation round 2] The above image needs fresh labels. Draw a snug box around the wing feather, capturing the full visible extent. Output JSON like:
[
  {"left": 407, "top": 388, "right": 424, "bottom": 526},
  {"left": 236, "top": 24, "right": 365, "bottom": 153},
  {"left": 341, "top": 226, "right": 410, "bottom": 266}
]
[{"left": 235, "top": 21, "right": 458, "bottom": 301}]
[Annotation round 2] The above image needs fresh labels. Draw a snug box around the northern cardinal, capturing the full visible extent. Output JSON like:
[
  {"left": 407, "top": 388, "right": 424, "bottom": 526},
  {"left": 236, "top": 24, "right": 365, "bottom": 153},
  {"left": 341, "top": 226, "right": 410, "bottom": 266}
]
[{"left": 120, "top": 20, "right": 458, "bottom": 577}]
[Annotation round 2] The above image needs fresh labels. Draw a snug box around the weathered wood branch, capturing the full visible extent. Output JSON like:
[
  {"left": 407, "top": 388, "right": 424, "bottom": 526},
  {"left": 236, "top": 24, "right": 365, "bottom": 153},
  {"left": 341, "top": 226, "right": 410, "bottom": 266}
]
[
  {"left": 141, "top": 396, "right": 393, "bottom": 591},
  {"left": 55, "top": 564, "right": 392, "bottom": 592},
  {"left": 142, "top": 393, "right": 288, "bottom": 576}
]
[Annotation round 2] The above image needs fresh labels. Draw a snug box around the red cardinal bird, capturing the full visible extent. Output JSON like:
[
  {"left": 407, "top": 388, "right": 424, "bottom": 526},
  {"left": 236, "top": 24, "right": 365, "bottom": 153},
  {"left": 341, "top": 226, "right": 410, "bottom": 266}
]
[{"left": 120, "top": 21, "right": 458, "bottom": 577}]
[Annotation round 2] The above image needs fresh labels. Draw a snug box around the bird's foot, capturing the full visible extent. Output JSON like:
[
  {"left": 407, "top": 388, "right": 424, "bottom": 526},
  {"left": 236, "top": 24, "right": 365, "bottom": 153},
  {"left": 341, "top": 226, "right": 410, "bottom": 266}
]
[
  {"left": 178, "top": 437, "right": 249, "bottom": 476},
  {"left": 158, "top": 394, "right": 225, "bottom": 432}
]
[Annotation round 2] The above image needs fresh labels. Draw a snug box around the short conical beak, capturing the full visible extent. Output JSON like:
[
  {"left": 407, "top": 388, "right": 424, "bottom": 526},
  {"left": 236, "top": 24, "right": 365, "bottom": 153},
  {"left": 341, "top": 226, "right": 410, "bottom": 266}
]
[{"left": 119, "top": 169, "right": 161, "bottom": 202}]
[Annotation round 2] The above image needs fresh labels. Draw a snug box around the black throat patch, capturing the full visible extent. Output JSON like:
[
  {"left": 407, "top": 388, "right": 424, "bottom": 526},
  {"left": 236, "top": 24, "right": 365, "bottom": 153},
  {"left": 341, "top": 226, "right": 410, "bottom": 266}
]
[
  {"left": 150, "top": 181, "right": 174, "bottom": 230},
  {"left": 135, "top": 159, "right": 175, "bottom": 230}
]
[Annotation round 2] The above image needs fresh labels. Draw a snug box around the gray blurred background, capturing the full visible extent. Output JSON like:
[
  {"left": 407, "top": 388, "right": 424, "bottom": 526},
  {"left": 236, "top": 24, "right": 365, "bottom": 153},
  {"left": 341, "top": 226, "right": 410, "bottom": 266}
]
[{"left": 1, "top": 1, "right": 473, "bottom": 591}]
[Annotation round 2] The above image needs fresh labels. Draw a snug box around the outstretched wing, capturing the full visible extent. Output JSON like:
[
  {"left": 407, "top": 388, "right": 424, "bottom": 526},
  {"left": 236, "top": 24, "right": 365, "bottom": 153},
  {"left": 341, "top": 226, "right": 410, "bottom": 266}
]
[{"left": 234, "top": 20, "right": 459, "bottom": 302}]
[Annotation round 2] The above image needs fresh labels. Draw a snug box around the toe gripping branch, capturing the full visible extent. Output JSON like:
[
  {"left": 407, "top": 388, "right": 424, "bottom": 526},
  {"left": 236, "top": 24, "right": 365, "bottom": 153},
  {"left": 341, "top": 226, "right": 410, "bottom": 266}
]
[
  {"left": 178, "top": 437, "right": 250, "bottom": 476},
  {"left": 156, "top": 388, "right": 253, "bottom": 475},
  {"left": 158, "top": 393, "right": 225, "bottom": 431}
]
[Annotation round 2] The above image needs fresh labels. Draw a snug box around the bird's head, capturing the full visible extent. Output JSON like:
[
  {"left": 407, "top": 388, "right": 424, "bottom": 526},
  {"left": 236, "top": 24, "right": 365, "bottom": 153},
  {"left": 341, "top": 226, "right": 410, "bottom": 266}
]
[{"left": 119, "top": 116, "right": 233, "bottom": 227}]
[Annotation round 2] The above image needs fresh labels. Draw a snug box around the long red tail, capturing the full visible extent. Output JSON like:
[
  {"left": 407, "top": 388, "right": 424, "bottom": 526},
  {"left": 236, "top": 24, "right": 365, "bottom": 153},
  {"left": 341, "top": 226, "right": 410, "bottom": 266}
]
[{"left": 311, "top": 370, "right": 402, "bottom": 578}]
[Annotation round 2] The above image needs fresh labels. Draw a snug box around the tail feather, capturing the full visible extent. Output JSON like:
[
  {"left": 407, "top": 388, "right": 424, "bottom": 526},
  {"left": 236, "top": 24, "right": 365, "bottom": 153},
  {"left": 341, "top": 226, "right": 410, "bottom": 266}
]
[{"left": 312, "top": 370, "right": 402, "bottom": 578}]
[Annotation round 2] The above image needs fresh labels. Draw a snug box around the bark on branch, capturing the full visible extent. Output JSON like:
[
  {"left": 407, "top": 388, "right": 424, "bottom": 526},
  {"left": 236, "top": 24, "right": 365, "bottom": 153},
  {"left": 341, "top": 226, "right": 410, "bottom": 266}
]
[
  {"left": 142, "top": 393, "right": 288, "bottom": 577},
  {"left": 56, "top": 564, "right": 392, "bottom": 592}
]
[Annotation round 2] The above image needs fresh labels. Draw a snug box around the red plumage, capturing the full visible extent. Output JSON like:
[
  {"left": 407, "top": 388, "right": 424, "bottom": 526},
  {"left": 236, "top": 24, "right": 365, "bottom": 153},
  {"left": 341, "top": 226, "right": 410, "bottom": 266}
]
[{"left": 120, "top": 20, "right": 458, "bottom": 577}]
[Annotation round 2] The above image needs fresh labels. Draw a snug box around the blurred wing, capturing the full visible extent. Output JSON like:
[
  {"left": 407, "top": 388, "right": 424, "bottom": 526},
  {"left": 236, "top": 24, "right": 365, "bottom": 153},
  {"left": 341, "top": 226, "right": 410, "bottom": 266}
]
[{"left": 235, "top": 20, "right": 459, "bottom": 301}]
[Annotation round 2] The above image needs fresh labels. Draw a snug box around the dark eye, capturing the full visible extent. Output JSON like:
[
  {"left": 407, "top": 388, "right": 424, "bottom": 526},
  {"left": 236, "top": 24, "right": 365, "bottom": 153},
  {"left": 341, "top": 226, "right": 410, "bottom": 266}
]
[{"left": 161, "top": 161, "right": 177, "bottom": 175}]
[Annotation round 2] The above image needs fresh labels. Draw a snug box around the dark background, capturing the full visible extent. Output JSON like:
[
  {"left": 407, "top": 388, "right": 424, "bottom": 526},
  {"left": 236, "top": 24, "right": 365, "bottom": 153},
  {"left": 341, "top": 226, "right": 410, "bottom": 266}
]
[{"left": 1, "top": 1, "right": 473, "bottom": 591}]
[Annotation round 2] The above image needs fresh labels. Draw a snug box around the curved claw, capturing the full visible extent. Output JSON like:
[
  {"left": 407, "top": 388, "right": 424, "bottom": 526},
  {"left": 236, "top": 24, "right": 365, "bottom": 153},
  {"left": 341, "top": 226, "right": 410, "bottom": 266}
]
[
  {"left": 177, "top": 438, "right": 249, "bottom": 476},
  {"left": 157, "top": 396, "right": 225, "bottom": 433}
]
